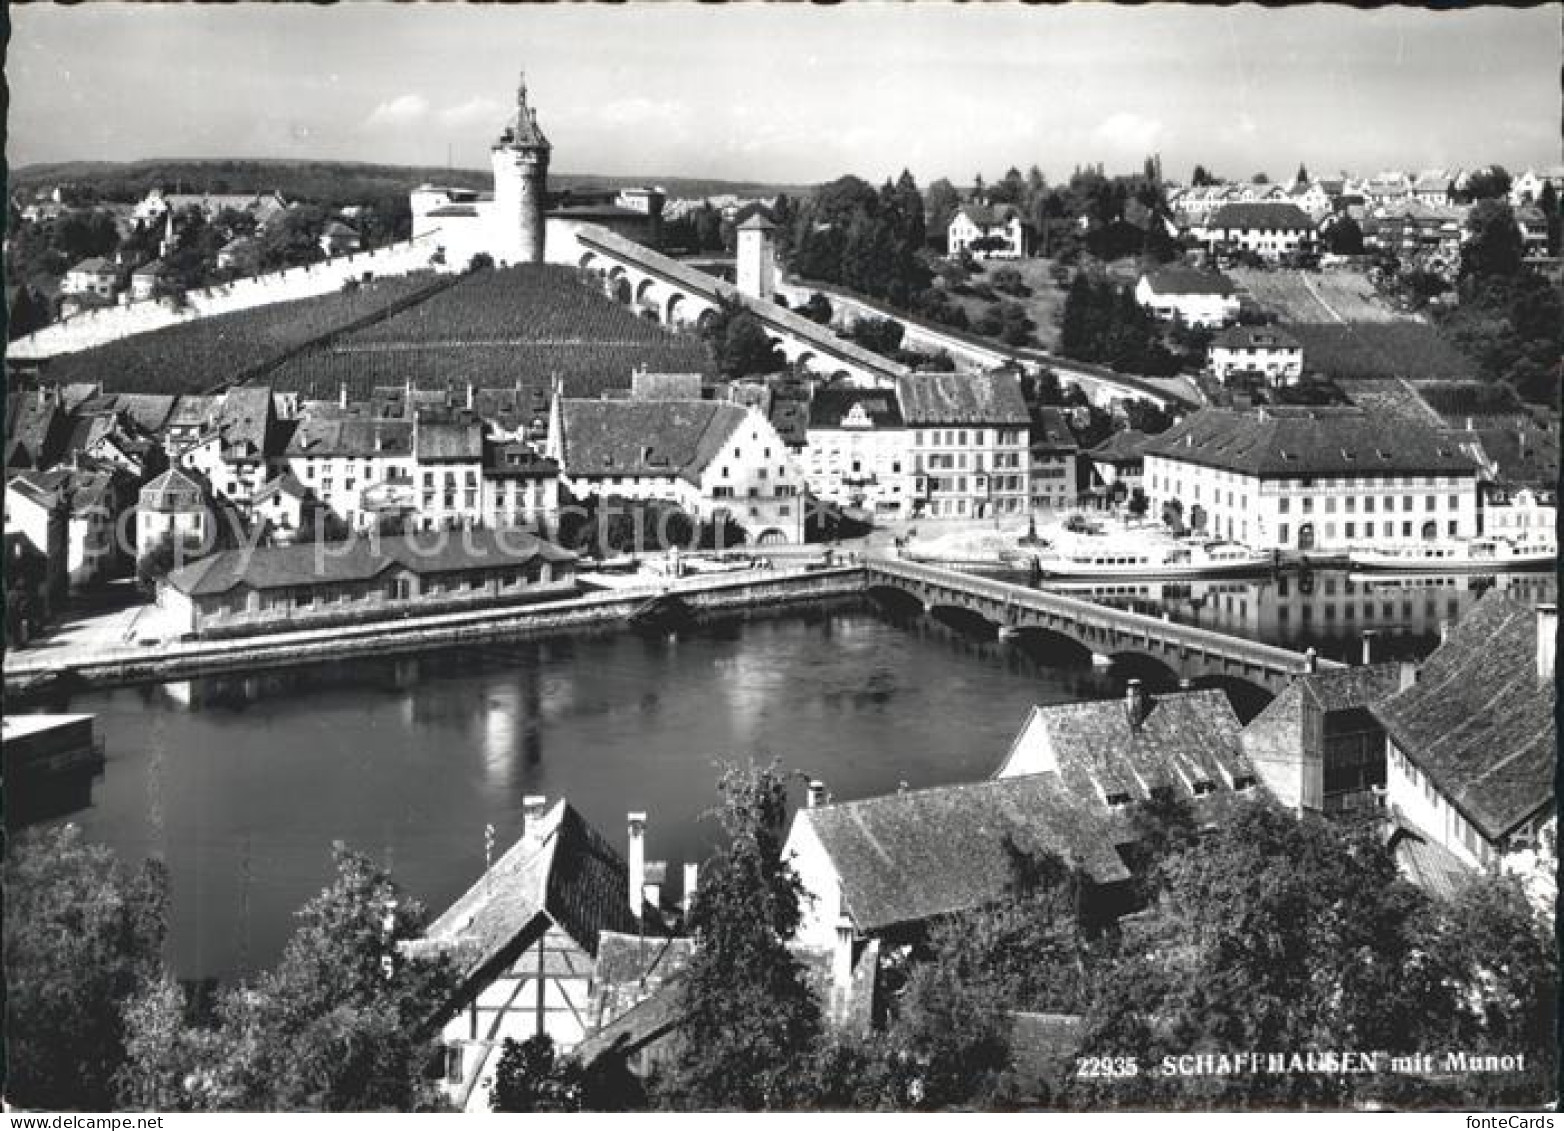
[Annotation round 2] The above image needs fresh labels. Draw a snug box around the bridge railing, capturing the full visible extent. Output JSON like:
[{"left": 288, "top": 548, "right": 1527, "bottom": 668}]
[{"left": 866, "top": 557, "right": 1341, "bottom": 674}]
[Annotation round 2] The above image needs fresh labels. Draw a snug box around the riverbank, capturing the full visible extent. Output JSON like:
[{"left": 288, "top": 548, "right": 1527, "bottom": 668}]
[{"left": 4, "top": 565, "right": 864, "bottom": 699}]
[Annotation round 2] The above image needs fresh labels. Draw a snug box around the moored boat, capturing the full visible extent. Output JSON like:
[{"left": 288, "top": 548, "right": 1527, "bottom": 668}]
[
  {"left": 1348, "top": 536, "right": 1557, "bottom": 573},
  {"left": 1032, "top": 536, "right": 1274, "bottom": 580}
]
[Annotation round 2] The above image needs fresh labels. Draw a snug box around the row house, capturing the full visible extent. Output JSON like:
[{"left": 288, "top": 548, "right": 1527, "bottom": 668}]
[
  {"left": 1142, "top": 407, "right": 1480, "bottom": 552},
  {"left": 1201, "top": 202, "right": 1316, "bottom": 261},
  {"left": 900, "top": 371, "right": 1031, "bottom": 520},
  {"left": 801, "top": 388, "right": 908, "bottom": 520},
  {"left": 136, "top": 466, "right": 213, "bottom": 559},
  {"left": 1373, "top": 595, "right": 1555, "bottom": 912},
  {"left": 548, "top": 397, "right": 806, "bottom": 543},
  {"left": 5, "top": 458, "right": 136, "bottom": 590},
  {"left": 1029, "top": 407, "right": 1079, "bottom": 512},
  {"left": 1206, "top": 325, "right": 1304, "bottom": 387},
  {"left": 1134, "top": 267, "right": 1240, "bottom": 329},
  {"left": 176, "top": 386, "right": 279, "bottom": 510},
  {"left": 947, "top": 204, "right": 1030, "bottom": 260},
  {"left": 482, "top": 441, "right": 562, "bottom": 533},
  {"left": 1363, "top": 203, "right": 1469, "bottom": 274}
]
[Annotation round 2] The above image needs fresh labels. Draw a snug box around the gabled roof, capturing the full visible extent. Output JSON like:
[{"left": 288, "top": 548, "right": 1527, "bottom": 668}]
[
  {"left": 68, "top": 257, "right": 117, "bottom": 276},
  {"left": 168, "top": 395, "right": 219, "bottom": 429},
  {"left": 112, "top": 394, "right": 179, "bottom": 434},
  {"left": 407, "top": 800, "right": 638, "bottom": 1000},
  {"left": 1088, "top": 428, "right": 1152, "bottom": 464},
  {"left": 895, "top": 371, "right": 1029, "bottom": 426},
  {"left": 253, "top": 471, "right": 310, "bottom": 504},
  {"left": 414, "top": 417, "right": 484, "bottom": 462},
  {"left": 1030, "top": 407, "right": 1078, "bottom": 452},
  {"left": 954, "top": 203, "right": 1023, "bottom": 229},
  {"left": 1143, "top": 407, "right": 1478, "bottom": 478},
  {"left": 996, "top": 689, "right": 1253, "bottom": 802},
  {"left": 1207, "top": 201, "right": 1315, "bottom": 231},
  {"left": 286, "top": 416, "right": 415, "bottom": 460},
  {"left": 557, "top": 399, "right": 750, "bottom": 485},
  {"left": 1211, "top": 325, "right": 1302, "bottom": 351},
  {"left": 807, "top": 388, "right": 903, "bottom": 429},
  {"left": 1139, "top": 267, "right": 1237, "bottom": 297},
  {"left": 139, "top": 466, "right": 207, "bottom": 511},
  {"left": 1371, "top": 593, "right": 1555, "bottom": 842},
  {"left": 163, "top": 529, "right": 575, "bottom": 597},
  {"left": 794, "top": 772, "right": 1131, "bottom": 934}
]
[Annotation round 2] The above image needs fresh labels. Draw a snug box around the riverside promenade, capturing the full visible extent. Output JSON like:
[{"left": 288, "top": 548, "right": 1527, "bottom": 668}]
[{"left": 3, "top": 564, "right": 864, "bottom": 697}]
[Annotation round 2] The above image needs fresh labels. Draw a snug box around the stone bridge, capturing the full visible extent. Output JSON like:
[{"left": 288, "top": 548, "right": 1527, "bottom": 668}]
[
  {"left": 865, "top": 557, "right": 1342, "bottom": 697},
  {"left": 550, "top": 222, "right": 908, "bottom": 387}
]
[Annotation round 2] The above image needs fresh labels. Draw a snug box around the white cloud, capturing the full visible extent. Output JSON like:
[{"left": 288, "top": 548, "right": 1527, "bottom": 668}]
[
  {"left": 364, "top": 93, "right": 429, "bottom": 129},
  {"left": 438, "top": 96, "right": 503, "bottom": 128},
  {"left": 1091, "top": 111, "right": 1165, "bottom": 154},
  {"left": 595, "top": 97, "right": 686, "bottom": 129}
]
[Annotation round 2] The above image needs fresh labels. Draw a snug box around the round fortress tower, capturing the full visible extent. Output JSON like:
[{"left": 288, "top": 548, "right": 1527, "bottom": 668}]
[{"left": 491, "top": 73, "right": 551, "bottom": 265}]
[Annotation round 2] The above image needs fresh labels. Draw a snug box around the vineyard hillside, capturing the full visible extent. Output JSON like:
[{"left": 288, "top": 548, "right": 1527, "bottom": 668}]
[
  {"left": 265, "top": 264, "right": 714, "bottom": 400},
  {"left": 1286, "top": 322, "right": 1479, "bottom": 382},
  {"left": 1230, "top": 268, "right": 1414, "bottom": 325},
  {"left": 35, "top": 273, "right": 454, "bottom": 394}
]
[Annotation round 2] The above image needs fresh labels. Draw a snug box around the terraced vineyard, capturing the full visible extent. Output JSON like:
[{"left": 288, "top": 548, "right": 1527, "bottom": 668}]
[
  {"left": 1287, "top": 322, "right": 1479, "bottom": 382},
  {"left": 38, "top": 273, "right": 454, "bottom": 394},
  {"left": 1231, "top": 268, "right": 1414, "bottom": 324}
]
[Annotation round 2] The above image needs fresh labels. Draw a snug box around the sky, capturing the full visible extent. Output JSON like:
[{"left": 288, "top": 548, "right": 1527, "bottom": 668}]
[{"left": 7, "top": 3, "right": 1561, "bottom": 186}]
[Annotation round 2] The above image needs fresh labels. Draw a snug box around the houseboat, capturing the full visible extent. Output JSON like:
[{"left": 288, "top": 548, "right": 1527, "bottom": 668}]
[{"left": 1349, "top": 535, "right": 1557, "bottom": 574}]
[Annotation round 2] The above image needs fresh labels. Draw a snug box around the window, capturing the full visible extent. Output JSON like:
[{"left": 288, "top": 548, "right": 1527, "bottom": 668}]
[
  {"left": 1279, "top": 524, "right": 1289, "bottom": 545},
  {"left": 1365, "top": 522, "right": 1375, "bottom": 537},
  {"left": 1402, "top": 495, "right": 1413, "bottom": 512},
  {"left": 1448, "top": 520, "right": 1458, "bottom": 537},
  {"left": 1278, "top": 497, "right": 1290, "bottom": 514},
  {"left": 1425, "top": 495, "right": 1437, "bottom": 511},
  {"left": 1364, "top": 497, "right": 1375, "bottom": 513},
  {"left": 1345, "top": 497, "right": 1355, "bottom": 514},
  {"left": 1448, "top": 495, "right": 1460, "bottom": 510},
  {"left": 1345, "top": 522, "right": 1355, "bottom": 539},
  {"left": 1402, "top": 522, "right": 1412, "bottom": 538}
]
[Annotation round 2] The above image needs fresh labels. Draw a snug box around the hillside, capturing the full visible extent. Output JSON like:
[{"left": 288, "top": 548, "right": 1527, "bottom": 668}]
[
  {"left": 34, "top": 264, "right": 714, "bottom": 400},
  {"left": 10, "top": 158, "right": 811, "bottom": 206}
]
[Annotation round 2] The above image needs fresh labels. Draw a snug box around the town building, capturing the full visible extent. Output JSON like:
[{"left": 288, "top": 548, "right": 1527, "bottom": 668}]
[
  {"left": 548, "top": 398, "right": 805, "bottom": 543},
  {"left": 403, "top": 798, "right": 646, "bottom": 1112},
  {"left": 901, "top": 371, "right": 1031, "bottom": 520},
  {"left": 1362, "top": 203, "right": 1468, "bottom": 276},
  {"left": 216, "top": 235, "right": 261, "bottom": 273},
  {"left": 1508, "top": 166, "right": 1564, "bottom": 207},
  {"left": 284, "top": 415, "right": 415, "bottom": 532},
  {"left": 481, "top": 442, "right": 561, "bottom": 533},
  {"left": 61, "top": 257, "right": 121, "bottom": 299},
  {"left": 800, "top": 387, "right": 908, "bottom": 520},
  {"left": 5, "top": 461, "right": 133, "bottom": 589},
  {"left": 1202, "top": 202, "right": 1316, "bottom": 261},
  {"left": 131, "top": 187, "right": 290, "bottom": 227},
  {"left": 1142, "top": 407, "right": 1480, "bottom": 551},
  {"left": 251, "top": 472, "right": 317, "bottom": 543},
  {"left": 1133, "top": 268, "right": 1240, "bottom": 328},
  {"left": 1514, "top": 205, "right": 1551, "bottom": 261},
  {"left": 1028, "top": 407, "right": 1079, "bottom": 512},
  {"left": 5, "top": 387, "right": 74, "bottom": 471},
  {"left": 156, "top": 529, "right": 577, "bottom": 636},
  {"left": 1240, "top": 664, "right": 1403, "bottom": 815},
  {"left": 317, "top": 220, "right": 362, "bottom": 257},
  {"left": 129, "top": 259, "right": 169, "bottom": 302},
  {"left": 947, "top": 205, "right": 1030, "bottom": 260},
  {"left": 1084, "top": 428, "right": 1151, "bottom": 507},
  {"left": 1372, "top": 595, "right": 1556, "bottom": 909},
  {"left": 4, "top": 475, "right": 68, "bottom": 603},
  {"left": 136, "top": 466, "right": 212, "bottom": 560},
  {"left": 176, "top": 386, "right": 279, "bottom": 510},
  {"left": 1207, "top": 325, "right": 1304, "bottom": 387}
]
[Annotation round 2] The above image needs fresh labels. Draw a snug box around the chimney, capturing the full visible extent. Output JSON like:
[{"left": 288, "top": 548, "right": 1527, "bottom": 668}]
[
  {"left": 1303, "top": 646, "right": 1318, "bottom": 674},
  {"left": 1125, "top": 678, "right": 1148, "bottom": 728},
  {"left": 1438, "top": 619, "right": 1452, "bottom": 645},
  {"left": 643, "top": 860, "right": 667, "bottom": 915},
  {"left": 683, "top": 862, "right": 699, "bottom": 918},
  {"left": 338, "top": 382, "right": 348, "bottom": 410},
  {"left": 832, "top": 916, "right": 855, "bottom": 998},
  {"left": 522, "top": 795, "right": 547, "bottom": 837},
  {"left": 1398, "top": 660, "right": 1418, "bottom": 692},
  {"left": 1360, "top": 629, "right": 1378, "bottom": 665},
  {"left": 1538, "top": 604, "right": 1557, "bottom": 681},
  {"left": 627, "top": 812, "right": 647, "bottom": 921},
  {"left": 466, "top": 381, "right": 475, "bottom": 411},
  {"left": 806, "top": 780, "right": 827, "bottom": 809}
]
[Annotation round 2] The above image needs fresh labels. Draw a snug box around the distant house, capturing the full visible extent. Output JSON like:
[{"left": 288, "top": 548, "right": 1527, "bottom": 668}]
[
  {"left": 1508, "top": 166, "right": 1564, "bottom": 207},
  {"left": 1085, "top": 428, "right": 1152, "bottom": 505},
  {"left": 1028, "top": 407, "right": 1079, "bottom": 512},
  {"left": 1407, "top": 170, "right": 1454, "bottom": 208},
  {"left": 136, "top": 466, "right": 211, "bottom": 560},
  {"left": 1372, "top": 594, "right": 1556, "bottom": 909},
  {"left": 1289, "top": 180, "right": 1337, "bottom": 220},
  {"left": 129, "top": 259, "right": 170, "bottom": 302},
  {"left": 215, "top": 235, "right": 261, "bottom": 273},
  {"left": 547, "top": 398, "right": 806, "bottom": 543},
  {"left": 482, "top": 441, "right": 561, "bottom": 533},
  {"left": 1134, "top": 267, "right": 1240, "bottom": 328},
  {"left": 1514, "top": 205, "right": 1550, "bottom": 260},
  {"left": 1203, "top": 202, "right": 1316, "bottom": 261},
  {"left": 251, "top": 472, "right": 316, "bottom": 543},
  {"left": 61, "top": 257, "right": 121, "bottom": 299},
  {"left": 403, "top": 798, "right": 647, "bottom": 1112},
  {"left": 156, "top": 529, "right": 577, "bottom": 636},
  {"left": 318, "top": 219, "right": 362, "bottom": 257},
  {"left": 947, "top": 204, "right": 1029, "bottom": 260},
  {"left": 1207, "top": 325, "right": 1304, "bottom": 387},
  {"left": 1241, "top": 663, "right": 1403, "bottom": 815},
  {"left": 6, "top": 462, "right": 133, "bottom": 589}
]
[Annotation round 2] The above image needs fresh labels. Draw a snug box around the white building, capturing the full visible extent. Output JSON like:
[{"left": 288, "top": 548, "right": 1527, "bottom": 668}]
[
  {"left": 801, "top": 388, "right": 909, "bottom": 520},
  {"left": 548, "top": 398, "right": 806, "bottom": 543},
  {"left": 1204, "top": 202, "right": 1316, "bottom": 260},
  {"left": 947, "top": 205, "right": 1028, "bottom": 260},
  {"left": 175, "top": 387, "right": 277, "bottom": 512},
  {"left": 61, "top": 257, "right": 120, "bottom": 299},
  {"left": 1509, "top": 166, "right": 1564, "bottom": 207},
  {"left": 136, "top": 467, "right": 210, "bottom": 559},
  {"left": 1029, "top": 408, "right": 1080, "bottom": 512},
  {"left": 901, "top": 371, "right": 1031, "bottom": 520},
  {"left": 1373, "top": 595, "right": 1555, "bottom": 911},
  {"left": 1142, "top": 407, "right": 1480, "bottom": 551},
  {"left": 1207, "top": 325, "right": 1305, "bottom": 387},
  {"left": 1134, "top": 268, "right": 1240, "bottom": 329}
]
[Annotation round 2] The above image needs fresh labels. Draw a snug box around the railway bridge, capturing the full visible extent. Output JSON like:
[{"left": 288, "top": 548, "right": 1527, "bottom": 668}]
[{"left": 865, "top": 557, "right": 1343, "bottom": 697}]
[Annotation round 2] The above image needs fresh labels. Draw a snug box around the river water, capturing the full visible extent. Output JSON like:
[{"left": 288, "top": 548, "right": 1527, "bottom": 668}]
[{"left": 26, "top": 567, "right": 1553, "bottom": 980}]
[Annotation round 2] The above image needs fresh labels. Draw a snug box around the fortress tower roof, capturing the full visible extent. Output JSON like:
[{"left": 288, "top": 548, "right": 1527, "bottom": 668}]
[{"left": 498, "top": 72, "right": 551, "bottom": 151}]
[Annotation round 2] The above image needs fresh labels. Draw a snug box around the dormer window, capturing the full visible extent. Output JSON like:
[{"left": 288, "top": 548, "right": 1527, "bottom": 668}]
[
  {"left": 1233, "top": 775, "right": 1257, "bottom": 792},
  {"left": 1105, "top": 790, "right": 1133, "bottom": 808},
  {"left": 1192, "top": 780, "right": 1216, "bottom": 796}
]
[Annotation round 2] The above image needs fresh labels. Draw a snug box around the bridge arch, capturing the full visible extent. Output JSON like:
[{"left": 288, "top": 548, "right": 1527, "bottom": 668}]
[
  {"left": 1185, "top": 673, "right": 1274, "bottom": 724},
  {"left": 1006, "top": 624, "right": 1095, "bottom": 668},
  {"left": 579, "top": 251, "right": 601, "bottom": 272},
  {"left": 927, "top": 603, "right": 1000, "bottom": 640},
  {"left": 1105, "top": 650, "right": 1181, "bottom": 690},
  {"left": 665, "top": 291, "right": 688, "bottom": 326},
  {"left": 610, "top": 274, "right": 632, "bottom": 306},
  {"left": 635, "top": 277, "right": 658, "bottom": 307}
]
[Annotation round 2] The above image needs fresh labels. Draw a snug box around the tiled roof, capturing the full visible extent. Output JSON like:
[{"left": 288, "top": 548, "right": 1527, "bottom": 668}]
[
  {"left": 1211, "top": 325, "right": 1302, "bottom": 351},
  {"left": 796, "top": 772, "right": 1131, "bottom": 934},
  {"left": 68, "top": 257, "right": 117, "bottom": 276},
  {"left": 1372, "top": 593, "right": 1555, "bottom": 842},
  {"left": 253, "top": 471, "right": 310, "bottom": 503},
  {"left": 1451, "top": 425, "right": 1560, "bottom": 491},
  {"left": 163, "top": 529, "right": 575, "bottom": 597},
  {"left": 1143, "top": 407, "right": 1478, "bottom": 478},
  {"left": 557, "top": 399, "right": 749, "bottom": 485},
  {"left": 285, "top": 417, "right": 414, "bottom": 458},
  {"left": 1296, "top": 663, "right": 1403, "bottom": 713},
  {"left": 139, "top": 467, "right": 206, "bottom": 511},
  {"left": 1030, "top": 407, "right": 1078, "bottom": 452},
  {"left": 487, "top": 441, "right": 559, "bottom": 479},
  {"left": 895, "top": 371, "right": 1029, "bottom": 426},
  {"left": 414, "top": 417, "right": 483, "bottom": 462},
  {"left": 215, "top": 386, "right": 275, "bottom": 458},
  {"left": 588, "top": 930, "right": 696, "bottom": 1038},
  {"left": 996, "top": 689, "right": 1253, "bottom": 803},
  {"left": 424, "top": 204, "right": 479, "bottom": 218},
  {"left": 807, "top": 387, "right": 904, "bottom": 429},
  {"left": 409, "top": 801, "right": 640, "bottom": 1007},
  {"left": 1207, "top": 202, "right": 1315, "bottom": 231},
  {"left": 1088, "top": 428, "right": 1151, "bottom": 463},
  {"left": 112, "top": 394, "right": 178, "bottom": 434},
  {"left": 768, "top": 397, "right": 809, "bottom": 448},
  {"left": 168, "top": 395, "right": 219, "bottom": 429},
  {"left": 1388, "top": 812, "right": 1473, "bottom": 902},
  {"left": 1139, "top": 267, "right": 1237, "bottom": 297}
]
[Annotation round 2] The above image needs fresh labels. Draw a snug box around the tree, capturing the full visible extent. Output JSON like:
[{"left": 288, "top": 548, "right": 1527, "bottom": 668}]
[
  {"left": 1324, "top": 216, "right": 1365, "bottom": 256},
  {"left": 206, "top": 844, "right": 457, "bottom": 1111},
  {"left": 1191, "top": 164, "right": 1216, "bottom": 187},
  {"left": 490, "top": 1034, "right": 583, "bottom": 1112},
  {"left": 663, "top": 763, "right": 822, "bottom": 1111},
  {"left": 1294, "top": 163, "right": 1310, "bottom": 186},
  {"left": 703, "top": 296, "right": 785, "bottom": 378},
  {"left": 5, "top": 824, "right": 169, "bottom": 1110},
  {"left": 925, "top": 179, "right": 962, "bottom": 252},
  {"left": 1460, "top": 165, "right": 1512, "bottom": 202},
  {"left": 1461, "top": 200, "right": 1524, "bottom": 279},
  {"left": 1539, "top": 180, "right": 1561, "bottom": 256},
  {"left": 797, "top": 291, "right": 834, "bottom": 325},
  {"left": 847, "top": 315, "right": 906, "bottom": 358}
]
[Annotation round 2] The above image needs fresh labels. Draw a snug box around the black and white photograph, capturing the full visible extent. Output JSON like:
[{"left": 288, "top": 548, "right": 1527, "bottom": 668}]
[{"left": 2, "top": 2, "right": 1559, "bottom": 1114}]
